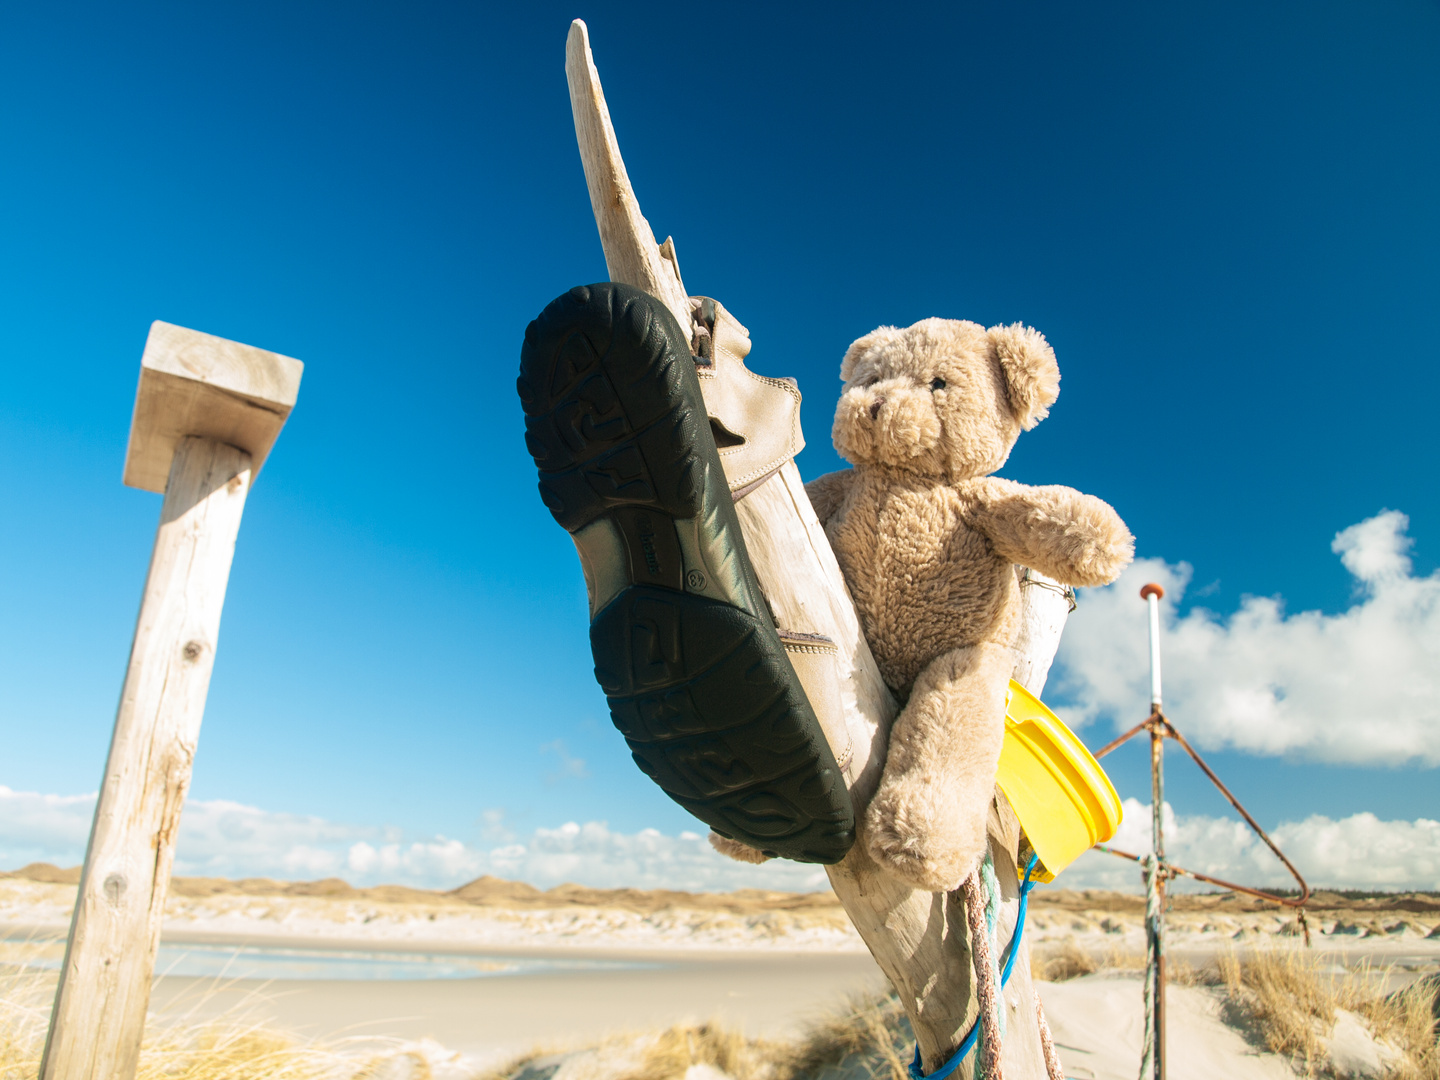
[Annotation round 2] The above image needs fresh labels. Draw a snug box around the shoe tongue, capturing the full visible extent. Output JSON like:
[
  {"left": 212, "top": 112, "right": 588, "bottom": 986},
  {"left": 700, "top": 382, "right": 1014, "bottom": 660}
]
[
  {"left": 705, "top": 297, "right": 752, "bottom": 363},
  {"left": 687, "top": 295, "right": 802, "bottom": 494}
]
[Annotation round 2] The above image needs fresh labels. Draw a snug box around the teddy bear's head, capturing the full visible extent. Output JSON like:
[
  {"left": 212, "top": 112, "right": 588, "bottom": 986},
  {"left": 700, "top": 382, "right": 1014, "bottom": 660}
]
[{"left": 830, "top": 318, "right": 1060, "bottom": 480}]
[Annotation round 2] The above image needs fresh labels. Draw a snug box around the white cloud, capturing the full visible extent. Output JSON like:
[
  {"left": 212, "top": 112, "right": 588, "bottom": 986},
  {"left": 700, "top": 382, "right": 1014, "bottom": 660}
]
[
  {"left": 483, "top": 821, "right": 829, "bottom": 892},
  {"left": 1051, "top": 510, "right": 1440, "bottom": 765},
  {"left": 5, "top": 511, "right": 1435, "bottom": 898},
  {"left": 1060, "top": 799, "right": 1440, "bottom": 893},
  {"left": 3, "top": 783, "right": 1435, "bottom": 893},
  {"left": 0, "top": 786, "right": 95, "bottom": 866},
  {"left": 1334, "top": 511, "right": 1414, "bottom": 584},
  {"left": 0, "top": 785, "right": 831, "bottom": 892}
]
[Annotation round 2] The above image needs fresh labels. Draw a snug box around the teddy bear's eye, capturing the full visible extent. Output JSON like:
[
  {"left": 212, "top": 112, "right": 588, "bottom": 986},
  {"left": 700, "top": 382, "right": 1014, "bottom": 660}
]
[{"left": 930, "top": 378, "right": 946, "bottom": 391}]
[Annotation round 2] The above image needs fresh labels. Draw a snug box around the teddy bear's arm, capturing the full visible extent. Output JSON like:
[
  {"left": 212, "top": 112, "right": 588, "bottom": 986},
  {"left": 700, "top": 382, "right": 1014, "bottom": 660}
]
[
  {"left": 803, "top": 468, "right": 856, "bottom": 526},
  {"left": 974, "top": 478, "right": 1134, "bottom": 587}
]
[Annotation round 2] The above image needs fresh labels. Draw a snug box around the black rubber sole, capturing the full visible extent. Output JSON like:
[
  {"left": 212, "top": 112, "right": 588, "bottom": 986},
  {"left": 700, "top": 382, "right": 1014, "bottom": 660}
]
[{"left": 518, "top": 283, "right": 855, "bottom": 864}]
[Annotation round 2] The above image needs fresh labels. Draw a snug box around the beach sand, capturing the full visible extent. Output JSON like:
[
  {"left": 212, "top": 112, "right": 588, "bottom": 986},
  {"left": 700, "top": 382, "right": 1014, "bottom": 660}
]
[
  {"left": 1040, "top": 973, "right": 1299, "bottom": 1080},
  {"left": 3, "top": 865, "right": 1436, "bottom": 1077},
  {"left": 148, "top": 945, "right": 888, "bottom": 1066}
]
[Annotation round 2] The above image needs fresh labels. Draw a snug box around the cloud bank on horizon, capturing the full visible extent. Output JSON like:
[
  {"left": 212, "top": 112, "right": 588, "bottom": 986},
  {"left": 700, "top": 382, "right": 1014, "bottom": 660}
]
[
  {"left": 3, "top": 510, "right": 1436, "bottom": 894},
  {"left": 2, "top": 783, "right": 1436, "bottom": 893},
  {"left": 1069, "top": 798, "right": 1440, "bottom": 893},
  {"left": 1053, "top": 510, "right": 1440, "bottom": 765},
  {"left": 0, "top": 785, "right": 833, "bottom": 892}
]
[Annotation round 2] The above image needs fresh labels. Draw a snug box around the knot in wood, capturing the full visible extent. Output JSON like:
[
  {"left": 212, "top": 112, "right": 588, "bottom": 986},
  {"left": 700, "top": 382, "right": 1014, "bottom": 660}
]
[
  {"left": 182, "top": 640, "right": 205, "bottom": 662},
  {"left": 102, "top": 872, "right": 127, "bottom": 906}
]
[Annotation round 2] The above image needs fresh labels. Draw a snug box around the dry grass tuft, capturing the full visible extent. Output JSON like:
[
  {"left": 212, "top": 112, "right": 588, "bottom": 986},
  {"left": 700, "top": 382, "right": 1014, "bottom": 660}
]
[
  {"left": 1032, "top": 939, "right": 1213, "bottom": 987},
  {"left": 771, "top": 993, "right": 909, "bottom": 1080},
  {"left": 1219, "top": 949, "right": 1440, "bottom": 1080},
  {"left": 1218, "top": 947, "right": 1336, "bottom": 1072},
  {"left": 1164, "top": 958, "right": 1215, "bottom": 988},
  {"left": 0, "top": 942, "right": 452, "bottom": 1080},
  {"left": 1032, "top": 938, "right": 1096, "bottom": 982},
  {"left": 479, "top": 1018, "right": 790, "bottom": 1080},
  {"left": 1352, "top": 974, "right": 1439, "bottom": 1080},
  {"left": 623, "top": 1022, "right": 768, "bottom": 1080}
]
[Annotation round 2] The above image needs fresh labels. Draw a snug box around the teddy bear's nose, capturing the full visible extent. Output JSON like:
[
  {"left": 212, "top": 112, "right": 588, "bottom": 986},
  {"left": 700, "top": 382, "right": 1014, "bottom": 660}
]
[{"left": 869, "top": 397, "right": 885, "bottom": 421}]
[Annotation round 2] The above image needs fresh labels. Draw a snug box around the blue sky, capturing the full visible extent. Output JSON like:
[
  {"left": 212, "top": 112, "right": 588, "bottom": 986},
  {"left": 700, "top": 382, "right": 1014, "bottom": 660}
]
[{"left": 2, "top": 1, "right": 1437, "bottom": 891}]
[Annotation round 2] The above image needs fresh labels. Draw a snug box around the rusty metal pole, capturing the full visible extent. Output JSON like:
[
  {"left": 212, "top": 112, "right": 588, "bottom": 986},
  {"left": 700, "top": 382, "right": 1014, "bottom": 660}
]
[
  {"left": 1140, "top": 582, "right": 1167, "bottom": 1080},
  {"left": 1149, "top": 723, "right": 1166, "bottom": 1080}
]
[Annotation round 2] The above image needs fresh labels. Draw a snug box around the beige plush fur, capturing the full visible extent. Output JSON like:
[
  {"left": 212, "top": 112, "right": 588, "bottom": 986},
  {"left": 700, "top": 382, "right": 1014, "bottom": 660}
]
[
  {"left": 806, "top": 317, "right": 1133, "bottom": 892},
  {"left": 708, "top": 831, "right": 774, "bottom": 864}
]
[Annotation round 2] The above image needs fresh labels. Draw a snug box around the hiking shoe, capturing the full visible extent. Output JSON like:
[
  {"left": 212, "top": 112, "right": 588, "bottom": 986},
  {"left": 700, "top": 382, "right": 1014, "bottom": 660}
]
[{"left": 517, "top": 283, "right": 856, "bottom": 864}]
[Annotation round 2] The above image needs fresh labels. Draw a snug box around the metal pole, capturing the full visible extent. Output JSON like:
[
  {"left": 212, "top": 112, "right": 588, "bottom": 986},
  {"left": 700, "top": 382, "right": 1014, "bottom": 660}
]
[
  {"left": 1149, "top": 719, "right": 1166, "bottom": 1080},
  {"left": 1144, "top": 583, "right": 1163, "bottom": 712},
  {"left": 1139, "top": 583, "right": 1166, "bottom": 1080}
]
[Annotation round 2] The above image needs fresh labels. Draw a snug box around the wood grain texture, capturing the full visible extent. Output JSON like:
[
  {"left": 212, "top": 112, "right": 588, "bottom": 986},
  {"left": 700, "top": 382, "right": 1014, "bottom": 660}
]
[
  {"left": 734, "top": 461, "right": 894, "bottom": 800},
  {"left": 817, "top": 574, "right": 1065, "bottom": 1080},
  {"left": 124, "top": 321, "right": 303, "bottom": 493},
  {"left": 1011, "top": 570, "right": 1073, "bottom": 696},
  {"left": 565, "top": 21, "right": 1073, "bottom": 1075},
  {"left": 42, "top": 437, "right": 252, "bottom": 1080}
]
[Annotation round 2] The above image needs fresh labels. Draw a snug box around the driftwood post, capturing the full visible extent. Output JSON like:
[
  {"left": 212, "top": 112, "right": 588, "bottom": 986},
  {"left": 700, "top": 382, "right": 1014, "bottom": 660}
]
[
  {"left": 42, "top": 323, "right": 302, "bottom": 1080},
  {"left": 567, "top": 22, "right": 1068, "bottom": 1076}
]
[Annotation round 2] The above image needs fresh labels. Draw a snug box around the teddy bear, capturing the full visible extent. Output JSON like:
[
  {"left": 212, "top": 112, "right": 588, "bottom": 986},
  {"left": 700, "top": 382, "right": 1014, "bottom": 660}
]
[{"left": 803, "top": 317, "right": 1133, "bottom": 893}]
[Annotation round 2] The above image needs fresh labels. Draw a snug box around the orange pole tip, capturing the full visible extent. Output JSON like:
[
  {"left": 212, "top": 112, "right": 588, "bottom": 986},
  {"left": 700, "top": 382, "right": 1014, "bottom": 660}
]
[{"left": 1140, "top": 583, "right": 1165, "bottom": 600}]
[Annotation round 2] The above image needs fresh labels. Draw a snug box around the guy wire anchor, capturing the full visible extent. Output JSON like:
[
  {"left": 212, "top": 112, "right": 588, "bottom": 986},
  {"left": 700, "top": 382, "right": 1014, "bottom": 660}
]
[{"left": 1091, "top": 583, "right": 1313, "bottom": 1080}]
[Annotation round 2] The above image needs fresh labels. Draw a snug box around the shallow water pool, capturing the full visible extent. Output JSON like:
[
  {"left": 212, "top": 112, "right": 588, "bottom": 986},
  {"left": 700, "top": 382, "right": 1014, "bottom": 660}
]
[{"left": 9, "top": 940, "right": 658, "bottom": 982}]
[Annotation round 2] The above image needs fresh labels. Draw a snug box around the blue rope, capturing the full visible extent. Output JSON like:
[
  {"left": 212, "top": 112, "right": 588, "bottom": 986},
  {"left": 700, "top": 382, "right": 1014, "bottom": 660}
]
[{"left": 907, "top": 853, "right": 1041, "bottom": 1080}]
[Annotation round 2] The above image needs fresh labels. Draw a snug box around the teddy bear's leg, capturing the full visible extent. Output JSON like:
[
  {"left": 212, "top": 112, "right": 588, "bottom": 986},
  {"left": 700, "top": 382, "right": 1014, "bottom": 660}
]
[{"left": 863, "top": 643, "right": 1012, "bottom": 893}]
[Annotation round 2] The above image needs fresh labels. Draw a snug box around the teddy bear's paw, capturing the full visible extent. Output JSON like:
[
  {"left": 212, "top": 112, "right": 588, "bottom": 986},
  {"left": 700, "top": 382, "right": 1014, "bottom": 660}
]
[
  {"left": 708, "top": 831, "right": 772, "bottom": 864},
  {"left": 863, "top": 797, "right": 986, "bottom": 893},
  {"left": 1063, "top": 499, "right": 1136, "bottom": 586},
  {"left": 1077, "top": 526, "right": 1136, "bottom": 584}
]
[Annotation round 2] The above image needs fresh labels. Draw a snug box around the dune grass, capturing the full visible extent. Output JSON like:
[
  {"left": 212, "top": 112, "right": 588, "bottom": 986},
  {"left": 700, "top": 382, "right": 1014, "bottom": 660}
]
[
  {"left": 769, "top": 993, "right": 910, "bottom": 1080},
  {"left": 624, "top": 1022, "right": 771, "bottom": 1080},
  {"left": 1031, "top": 938, "right": 1097, "bottom": 982},
  {"left": 0, "top": 943, "right": 442, "bottom": 1080},
  {"left": 1219, "top": 947, "right": 1440, "bottom": 1080},
  {"left": 1218, "top": 947, "right": 1338, "bottom": 1072},
  {"left": 480, "top": 993, "right": 912, "bottom": 1080},
  {"left": 1347, "top": 974, "right": 1439, "bottom": 1080}
]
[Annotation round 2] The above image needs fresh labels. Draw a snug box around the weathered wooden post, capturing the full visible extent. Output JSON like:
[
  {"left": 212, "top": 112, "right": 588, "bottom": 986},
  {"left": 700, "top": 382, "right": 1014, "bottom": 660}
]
[
  {"left": 41, "top": 322, "right": 302, "bottom": 1080},
  {"left": 566, "top": 21, "right": 1064, "bottom": 1076}
]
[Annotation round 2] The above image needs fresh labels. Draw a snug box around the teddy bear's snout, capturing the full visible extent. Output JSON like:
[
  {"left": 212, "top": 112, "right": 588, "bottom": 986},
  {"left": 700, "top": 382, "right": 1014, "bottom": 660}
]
[{"left": 832, "top": 379, "right": 944, "bottom": 470}]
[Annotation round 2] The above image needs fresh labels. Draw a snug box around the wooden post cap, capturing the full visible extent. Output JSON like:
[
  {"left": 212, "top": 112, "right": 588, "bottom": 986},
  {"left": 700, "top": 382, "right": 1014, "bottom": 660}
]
[
  {"left": 1140, "top": 583, "right": 1165, "bottom": 600},
  {"left": 123, "top": 321, "right": 304, "bottom": 493}
]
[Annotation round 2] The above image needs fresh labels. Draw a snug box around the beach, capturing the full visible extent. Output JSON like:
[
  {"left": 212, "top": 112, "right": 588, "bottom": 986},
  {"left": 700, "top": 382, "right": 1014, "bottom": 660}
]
[
  {"left": 3, "top": 865, "right": 1437, "bottom": 1078},
  {"left": 147, "top": 943, "right": 887, "bottom": 1066}
]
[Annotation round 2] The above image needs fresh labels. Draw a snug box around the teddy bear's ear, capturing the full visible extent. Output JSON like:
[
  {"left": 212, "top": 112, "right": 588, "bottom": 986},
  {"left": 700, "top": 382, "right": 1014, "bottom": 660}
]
[
  {"left": 988, "top": 323, "right": 1060, "bottom": 430},
  {"left": 840, "top": 326, "right": 901, "bottom": 384}
]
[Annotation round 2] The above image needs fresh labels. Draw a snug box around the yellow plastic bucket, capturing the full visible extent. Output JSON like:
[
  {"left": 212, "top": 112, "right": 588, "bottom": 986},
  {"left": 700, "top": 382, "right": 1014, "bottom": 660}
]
[{"left": 995, "top": 680, "right": 1122, "bottom": 883}]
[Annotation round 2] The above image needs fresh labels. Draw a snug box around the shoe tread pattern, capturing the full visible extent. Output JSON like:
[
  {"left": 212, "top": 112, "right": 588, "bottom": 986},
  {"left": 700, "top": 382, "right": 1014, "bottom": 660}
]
[
  {"left": 519, "top": 283, "right": 855, "bottom": 864},
  {"left": 593, "top": 588, "right": 852, "bottom": 860},
  {"left": 520, "top": 286, "right": 702, "bottom": 532}
]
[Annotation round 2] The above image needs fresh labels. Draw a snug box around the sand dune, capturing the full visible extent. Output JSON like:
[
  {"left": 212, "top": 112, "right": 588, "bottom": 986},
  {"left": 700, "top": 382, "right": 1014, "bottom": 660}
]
[
  {"left": 4, "top": 864, "right": 1436, "bottom": 956},
  {"left": 4, "top": 862, "right": 848, "bottom": 912},
  {"left": 0, "top": 865, "right": 861, "bottom": 952}
]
